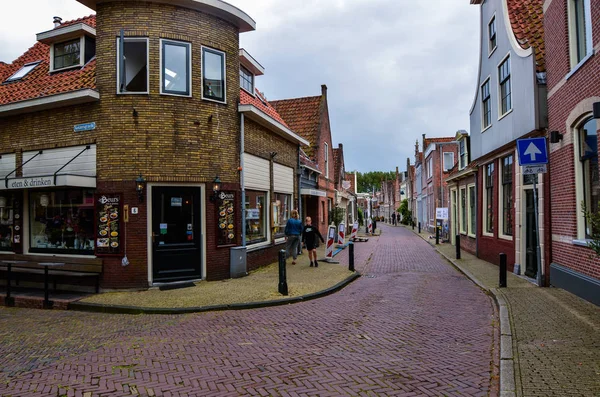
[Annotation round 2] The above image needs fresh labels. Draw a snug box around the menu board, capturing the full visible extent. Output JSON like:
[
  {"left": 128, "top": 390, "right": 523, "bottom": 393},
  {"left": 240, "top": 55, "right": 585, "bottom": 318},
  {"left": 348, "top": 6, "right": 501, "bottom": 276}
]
[
  {"left": 94, "top": 193, "right": 122, "bottom": 255},
  {"left": 217, "top": 192, "right": 235, "bottom": 246}
]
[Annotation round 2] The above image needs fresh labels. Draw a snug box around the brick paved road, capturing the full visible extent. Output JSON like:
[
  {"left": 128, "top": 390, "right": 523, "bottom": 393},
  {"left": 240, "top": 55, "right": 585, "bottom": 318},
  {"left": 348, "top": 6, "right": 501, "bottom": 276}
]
[{"left": 0, "top": 224, "right": 499, "bottom": 396}]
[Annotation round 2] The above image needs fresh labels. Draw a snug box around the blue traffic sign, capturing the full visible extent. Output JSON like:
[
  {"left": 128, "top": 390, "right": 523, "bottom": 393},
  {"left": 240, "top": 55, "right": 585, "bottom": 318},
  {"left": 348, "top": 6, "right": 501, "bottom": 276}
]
[{"left": 516, "top": 137, "right": 548, "bottom": 165}]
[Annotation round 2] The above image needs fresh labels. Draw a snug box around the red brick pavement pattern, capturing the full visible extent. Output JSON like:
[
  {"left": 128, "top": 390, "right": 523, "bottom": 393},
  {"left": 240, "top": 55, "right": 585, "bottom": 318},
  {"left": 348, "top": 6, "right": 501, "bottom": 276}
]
[{"left": 0, "top": 224, "right": 498, "bottom": 396}]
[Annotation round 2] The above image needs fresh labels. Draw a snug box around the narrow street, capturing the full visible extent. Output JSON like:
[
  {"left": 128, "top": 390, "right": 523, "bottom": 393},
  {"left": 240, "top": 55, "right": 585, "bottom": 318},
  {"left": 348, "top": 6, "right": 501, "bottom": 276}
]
[{"left": 0, "top": 225, "right": 499, "bottom": 396}]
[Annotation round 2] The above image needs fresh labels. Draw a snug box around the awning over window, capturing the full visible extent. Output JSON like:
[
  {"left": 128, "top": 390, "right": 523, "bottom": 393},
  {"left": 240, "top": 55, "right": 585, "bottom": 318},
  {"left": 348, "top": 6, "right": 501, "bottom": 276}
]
[
  {"left": 300, "top": 188, "right": 327, "bottom": 197},
  {"left": 1, "top": 144, "right": 97, "bottom": 190}
]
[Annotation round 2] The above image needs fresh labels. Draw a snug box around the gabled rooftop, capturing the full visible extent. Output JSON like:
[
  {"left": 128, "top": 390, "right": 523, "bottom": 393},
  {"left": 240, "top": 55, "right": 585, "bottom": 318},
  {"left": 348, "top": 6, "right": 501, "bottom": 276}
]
[{"left": 270, "top": 95, "right": 322, "bottom": 158}]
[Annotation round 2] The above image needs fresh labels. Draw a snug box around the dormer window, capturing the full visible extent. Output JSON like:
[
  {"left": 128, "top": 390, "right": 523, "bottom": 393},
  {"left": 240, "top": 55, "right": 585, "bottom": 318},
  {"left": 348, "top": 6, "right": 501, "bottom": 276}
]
[
  {"left": 4, "top": 61, "right": 40, "bottom": 83},
  {"left": 54, "top": 39, "right": 81, "bottom": 70},
  {"left": 240, "top": 65, "right": 254, "bottom": 94}
]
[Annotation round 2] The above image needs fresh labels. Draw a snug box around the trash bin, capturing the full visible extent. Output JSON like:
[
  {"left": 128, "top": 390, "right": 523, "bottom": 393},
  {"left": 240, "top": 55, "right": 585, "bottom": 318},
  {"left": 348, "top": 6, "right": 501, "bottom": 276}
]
[{"left": 230, "top": 246, "right": 247, "bottom": 278}]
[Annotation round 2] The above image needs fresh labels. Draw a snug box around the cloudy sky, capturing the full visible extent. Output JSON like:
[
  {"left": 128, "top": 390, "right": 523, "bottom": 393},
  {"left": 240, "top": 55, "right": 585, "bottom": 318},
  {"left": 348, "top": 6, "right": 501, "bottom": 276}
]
[{"left": 0, "top": 0, "right": 480, "bottom": 173}]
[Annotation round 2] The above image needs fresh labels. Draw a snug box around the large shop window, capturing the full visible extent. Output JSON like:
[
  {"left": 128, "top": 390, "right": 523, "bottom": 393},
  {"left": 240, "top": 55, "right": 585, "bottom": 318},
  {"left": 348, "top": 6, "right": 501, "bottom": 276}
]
[
  {"left": 30, "top": 189, "right": 95, "bottom": 255},
  {"left": 579, "top": 117, "right": 599, "bottom": 237},
  {"left": 202, "top": 47, "right": 226, "bottom": 102},
  {"left": 161, "top": 40, "right": 191, "bottom": 96},
  {"left": 245, "top": 190, "right": 267, "bottom": 245},
  {"left": 273, "top": 193, "right": 291, "bottom": 237},
  {"left": 0, "top": 193, "right": 19, "bottom": 251}
]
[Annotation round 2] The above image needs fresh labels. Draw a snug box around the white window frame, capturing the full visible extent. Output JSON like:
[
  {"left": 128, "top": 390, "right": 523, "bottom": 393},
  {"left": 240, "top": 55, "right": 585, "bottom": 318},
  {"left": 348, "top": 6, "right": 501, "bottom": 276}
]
[
  {"left": 573, "top": 114, "right": 598, "bottom": 241},
  {"left": 201, "top": 46, "right": 227, "bottom": 104},
  {"left": 245, "top": 190, "right": 272, "bottom": 250},
  {"left": 427, "top": 157, "right": 433, "bottom": 179},
  {"left": 324, "top": 143, "right": 329, "bottom": 179},
  {"left": 160, "top": 39, "right": 192, "bottom": 97},
  {"left": 459, "top": 138, "right": 468, "bottom": 170},
  {"left": 497, "top": 54, "right": 512, "bottom": 119},
  {"left": 459, "top": 186, "right": 467, "bottom": 234},
  {"left": 481, "top": 76, "right": 492, "bottom": 132},
  {"left": 488, "top": 14, "right": 497, "bottom": 56},
  {"left": 116, "top": 37, "right": 149, "bottom": 95},
  {"left": 498, "top": 154, "right": 514, "bottom": 241},
  {"left": 567, "top": 0, "right": 593, "bottom": 72},
  {"left": 50, "top": 36, "right": 85, "bottom": 72},
  {"left": 443, "top": 152, "right": 455, "bottom": 172},
  {"left": 483, "top": 162, "right": 494, "bottom": 237},
  {"left": 467, "top": 183, "right": 476, "bottom": 237}
]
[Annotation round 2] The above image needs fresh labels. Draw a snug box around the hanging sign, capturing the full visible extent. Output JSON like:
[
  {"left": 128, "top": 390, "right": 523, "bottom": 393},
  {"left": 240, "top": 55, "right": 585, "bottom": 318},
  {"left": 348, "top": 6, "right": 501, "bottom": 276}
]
[{"left": 217, "top": 192, "right": 236, "bottom": 246}]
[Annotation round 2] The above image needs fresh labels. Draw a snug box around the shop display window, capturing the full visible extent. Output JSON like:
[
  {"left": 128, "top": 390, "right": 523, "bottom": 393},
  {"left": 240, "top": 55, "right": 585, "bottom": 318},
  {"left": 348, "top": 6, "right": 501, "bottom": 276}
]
[
  {"left": 245, "top": 190, "right": 267, "bottom": 245},
  {"left": 30, "top": 189, "right": 95, "bottom": 255},
  {"left": 0, "top": 194, "right": 18, "bottom": 251},
  {"left": 273, "top": 193, "right": 291, "bottom": 237}
]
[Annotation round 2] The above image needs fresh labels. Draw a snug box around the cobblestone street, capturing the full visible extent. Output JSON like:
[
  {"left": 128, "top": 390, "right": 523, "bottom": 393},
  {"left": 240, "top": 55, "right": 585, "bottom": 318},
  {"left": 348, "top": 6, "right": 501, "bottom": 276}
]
[{"left": 0, "top": 226, "right": 498, "bottom": 396}]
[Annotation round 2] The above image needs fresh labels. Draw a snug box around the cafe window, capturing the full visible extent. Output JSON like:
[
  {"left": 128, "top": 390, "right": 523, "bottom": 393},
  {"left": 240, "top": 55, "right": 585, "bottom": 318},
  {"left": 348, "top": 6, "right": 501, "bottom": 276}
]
[
  {"left": 0, "top": 193, "right": 19, "bottom": 251},
  {"left": 30, "top": 189, "right": 95, "bottom": 255},
  {"left": 161, "top": 39, "right": 191, "bottom": 96},
  {"left": 273, "top": 193, "right": 291, "bottom": 237},
  {"left": 245, "top": 190, "right": 267, "bottom": 245},
  {"left": 202, "top": 46, "right": 226, "bottom": 103}
]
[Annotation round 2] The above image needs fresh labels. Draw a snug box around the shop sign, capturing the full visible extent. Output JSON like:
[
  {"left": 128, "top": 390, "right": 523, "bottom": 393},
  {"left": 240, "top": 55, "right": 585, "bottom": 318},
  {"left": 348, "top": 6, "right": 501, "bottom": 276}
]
[
  {"left": 217, "top": 191, "right": 236, "bottom": 246},
  {"left": 7, "top": 176, "right": 54, "bottom": 189},
  {"left": 95, "top": 193, "right": 122, "bottom": 256},
  {"left": 74, "top": 122, "right": 96, "bottom": 132},
  {"left": 246, "top": 208, "right": 260, "bottom": 220}
]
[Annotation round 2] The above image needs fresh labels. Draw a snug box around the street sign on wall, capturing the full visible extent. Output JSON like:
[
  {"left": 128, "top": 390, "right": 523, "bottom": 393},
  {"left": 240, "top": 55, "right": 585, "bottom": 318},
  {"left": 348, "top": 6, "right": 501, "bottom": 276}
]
[{"left": 516, "top": 137, "right": 548, "bottom": 165}]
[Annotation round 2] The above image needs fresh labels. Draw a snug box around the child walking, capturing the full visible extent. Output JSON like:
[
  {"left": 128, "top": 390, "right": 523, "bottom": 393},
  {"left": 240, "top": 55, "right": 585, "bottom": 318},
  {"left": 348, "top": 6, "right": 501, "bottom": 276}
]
[{"left": 302, "top": 216, "right": 325, "bottom": 267}]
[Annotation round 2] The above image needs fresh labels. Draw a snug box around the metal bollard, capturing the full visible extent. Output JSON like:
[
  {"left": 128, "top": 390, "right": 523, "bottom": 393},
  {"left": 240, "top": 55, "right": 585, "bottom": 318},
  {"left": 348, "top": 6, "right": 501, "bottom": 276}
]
[
  {"left": 418, "top": 222, "right": 421, "bottom": 234},
  {"left": 349, "top": 242, "right": 355, "bottom": 272},
  {"left": 278, "top": 249, "right": 288, "bottom": 295},
  {"left": 499, "top": 252, "right": 507, "bottom": 288},
  {"left": 456, "top": 234, "right": 461, "bottom": 259},
  {"left": 435, "top": 226, "right": 439, "bottom": 245}
]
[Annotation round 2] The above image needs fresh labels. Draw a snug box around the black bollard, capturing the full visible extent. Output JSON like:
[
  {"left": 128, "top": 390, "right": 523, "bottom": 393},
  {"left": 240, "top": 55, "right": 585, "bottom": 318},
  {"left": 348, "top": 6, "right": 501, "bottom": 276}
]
[
  {"left": 278, "top": 249, "right": 288, "bottom": 295},
  {"left": 435, "top": 226, "right": 439, "bottom": 245},
  {"left": 456, "top": 234, "right": 461, "bottom": 259},
  {"left": 418, "top": 222, "right": 421, "bottom": 234},
  {"left": 412, "top": 219, "right": 414, "bottom": 230},
  {"left": 349, "top": 242, "right": 355, "bottom": 272},
  {"left": 499, "top": 252, "right": 507, "bottom": 288}
]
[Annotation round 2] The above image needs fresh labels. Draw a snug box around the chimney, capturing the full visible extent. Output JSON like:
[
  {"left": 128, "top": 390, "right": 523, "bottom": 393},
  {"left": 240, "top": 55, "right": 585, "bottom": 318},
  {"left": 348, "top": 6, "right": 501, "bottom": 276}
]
[
  {"left": 53, "top": 16, "right": 63, "bottom": 28},
  {"left": 321, "top": 84, "right": 327, "bottom": 97}
]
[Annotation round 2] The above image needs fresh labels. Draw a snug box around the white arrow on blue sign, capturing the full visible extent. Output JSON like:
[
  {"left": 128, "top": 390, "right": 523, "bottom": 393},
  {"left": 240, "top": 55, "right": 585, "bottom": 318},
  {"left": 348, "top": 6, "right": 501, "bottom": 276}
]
[{"left": 516, "top": 137, "right": 548, "bottom": 165}]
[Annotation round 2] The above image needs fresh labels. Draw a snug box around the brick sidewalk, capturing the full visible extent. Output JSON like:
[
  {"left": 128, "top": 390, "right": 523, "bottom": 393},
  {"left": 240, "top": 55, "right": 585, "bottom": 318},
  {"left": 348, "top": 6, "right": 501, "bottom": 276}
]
[{"left": 406, "top": 226, "right": 600, "bottom": 397}]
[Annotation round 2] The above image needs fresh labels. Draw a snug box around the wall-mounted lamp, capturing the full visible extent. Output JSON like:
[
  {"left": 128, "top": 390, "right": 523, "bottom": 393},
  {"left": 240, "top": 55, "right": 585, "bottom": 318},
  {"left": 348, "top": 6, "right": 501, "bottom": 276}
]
[
  {"left": 135, "top": 174, "right": 146, "bottom": 203},
  {"left": 593, "top": 102, "right": 600, "bottom": 119},
  {"left": 550, "top": 130, "right": 563, "bottom": 144},
  {"left": 210, "top": 175, "right": 222, "bottom": 202},
  {"left": 133, "top": 108, "right": 139, "bottom": 118}
]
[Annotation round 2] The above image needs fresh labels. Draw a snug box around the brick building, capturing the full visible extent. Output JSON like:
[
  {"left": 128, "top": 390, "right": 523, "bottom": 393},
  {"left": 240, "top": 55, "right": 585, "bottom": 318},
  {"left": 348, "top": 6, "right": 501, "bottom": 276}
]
[
  {"left": 468, "top": 0, "right": 550, "bottom": 282},
  {"left": 0, "top": 0, "right": 306, "bottom": 290},
  {"left": 545, "top": 0, "right": 600, "bottom": 304},
  {"left": 271, "top": 85, "right": 337, "bottom": 239}
]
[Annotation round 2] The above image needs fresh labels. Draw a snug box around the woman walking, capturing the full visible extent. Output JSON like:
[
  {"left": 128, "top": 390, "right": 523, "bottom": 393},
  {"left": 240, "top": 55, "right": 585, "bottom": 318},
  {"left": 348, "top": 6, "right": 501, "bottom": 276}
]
[
  {"left": 302, "top": 216, "right": 325, "bottom": 267},
  {"left": 284, "top": 209, "right": 303, "bottom": 264}
]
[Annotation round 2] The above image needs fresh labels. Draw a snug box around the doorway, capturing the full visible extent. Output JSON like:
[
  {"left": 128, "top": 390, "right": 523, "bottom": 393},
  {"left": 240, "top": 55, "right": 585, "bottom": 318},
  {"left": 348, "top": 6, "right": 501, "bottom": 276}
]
[
  {"left": 152, "top": 186, "right": 202, "bottom": 282},
  {"left": 524, "top": 189, "right": 538, "bottom": 279}
]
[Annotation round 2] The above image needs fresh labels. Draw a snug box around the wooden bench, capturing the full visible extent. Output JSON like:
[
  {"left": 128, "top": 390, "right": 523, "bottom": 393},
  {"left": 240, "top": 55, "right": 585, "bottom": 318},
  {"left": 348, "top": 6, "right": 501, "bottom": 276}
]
[{"left": 0, "top": 255, "right": 103, "bottom": 307}]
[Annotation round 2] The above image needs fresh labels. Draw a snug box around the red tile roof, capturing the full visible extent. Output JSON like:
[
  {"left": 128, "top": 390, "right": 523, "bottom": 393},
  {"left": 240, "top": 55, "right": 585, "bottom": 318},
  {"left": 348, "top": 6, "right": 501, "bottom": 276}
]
[
  {"left": 270, "top": 95, "right": 322, "bottom": 158},
  {"left": 56, "top": 15, "right": 96, "bottom": 29},
  {"left": 240, "top": 88, "right": 290, "bottom": 128},
  {"left": 0, "top": 16, "right": 97, "bottom": 107},
  {"left": 506, "top": 0, "right": 545, "bottom": 72}
]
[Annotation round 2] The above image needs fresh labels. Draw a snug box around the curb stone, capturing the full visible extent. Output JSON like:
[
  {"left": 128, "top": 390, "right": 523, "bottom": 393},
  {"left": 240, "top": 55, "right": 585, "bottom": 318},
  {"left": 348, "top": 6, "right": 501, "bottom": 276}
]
[
  {"left": 68, "top": 272, "right": 361, "bottom": 315},
  {"left": 407, "top": 226, "right": 516, "bottom": 397}
]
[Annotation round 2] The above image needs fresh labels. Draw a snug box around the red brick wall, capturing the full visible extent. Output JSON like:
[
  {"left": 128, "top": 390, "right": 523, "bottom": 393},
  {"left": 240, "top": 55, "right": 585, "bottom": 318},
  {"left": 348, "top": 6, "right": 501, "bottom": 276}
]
[
  {"left": 315, "top": 91, "right": 336, "bottom": 238},
  {"left": 546, "top": 0, "right": 600, "bottom": 281}
]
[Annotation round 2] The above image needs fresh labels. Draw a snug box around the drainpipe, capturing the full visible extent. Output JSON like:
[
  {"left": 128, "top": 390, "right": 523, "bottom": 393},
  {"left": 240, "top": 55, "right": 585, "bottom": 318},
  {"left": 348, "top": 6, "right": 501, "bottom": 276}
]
[{"left": 240, "top": 113, "right": 246, "bottom": 247}]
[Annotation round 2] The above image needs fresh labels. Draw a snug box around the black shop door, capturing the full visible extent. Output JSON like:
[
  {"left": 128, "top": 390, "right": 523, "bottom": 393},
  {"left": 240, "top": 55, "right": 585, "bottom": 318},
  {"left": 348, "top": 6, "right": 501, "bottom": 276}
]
[{"left": 152, "top": 186, "right": 202, "bottom": 281}]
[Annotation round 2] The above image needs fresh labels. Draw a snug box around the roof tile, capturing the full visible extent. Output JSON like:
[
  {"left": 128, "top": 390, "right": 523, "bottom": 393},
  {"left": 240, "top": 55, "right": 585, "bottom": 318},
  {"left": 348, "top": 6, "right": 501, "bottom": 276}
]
[
  {"left": 270, "top": 95, "right": 321, "bottom": 158},
  {"left": 506, "top": 0, "right": 545, "bottom": 72},
  {"left": 240, "top": 88, "right": 290, "bottom": 128}
]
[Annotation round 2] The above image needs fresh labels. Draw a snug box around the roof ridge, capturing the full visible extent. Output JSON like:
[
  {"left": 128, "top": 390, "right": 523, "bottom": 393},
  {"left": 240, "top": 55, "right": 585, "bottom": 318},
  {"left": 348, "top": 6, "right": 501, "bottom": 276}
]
[
  {"left": 55, "top": 14, "right": 96, "bottom": 29},
  {"left": 270, "top": 95, "right": 321, "bottom": 103}
]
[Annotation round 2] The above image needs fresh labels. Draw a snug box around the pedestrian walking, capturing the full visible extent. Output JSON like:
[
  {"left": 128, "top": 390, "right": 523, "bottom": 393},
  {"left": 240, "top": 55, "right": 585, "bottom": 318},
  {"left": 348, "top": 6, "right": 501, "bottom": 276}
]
[
  {"left": 372, "top": 216, "right": 377, "bottom": 234},
  {"left": 302, "top": 216, "right": 325, "bottom": 267},
  {"left": 391, "top": 213, "right": 396, "bottom": 226},
  {"left": 284, "top": 209, "right": 303, "bottom": 264}
]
